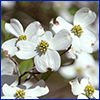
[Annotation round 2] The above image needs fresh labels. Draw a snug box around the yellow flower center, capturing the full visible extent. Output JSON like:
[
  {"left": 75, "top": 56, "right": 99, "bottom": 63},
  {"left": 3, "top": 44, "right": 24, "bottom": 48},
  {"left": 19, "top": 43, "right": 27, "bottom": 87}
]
[
  {"left": 71, "top": 25, "right": 84, "bottom": 37},
  {"left": 15, "top": 89, "right": 26, "bottom": 99},
  {"left": 38, "top": 40, "right": 49, "bottom": 53},
  {"left": 18, "top": 35, "right": 27, "bottom": 41},
  {"left": 84, "top": 84, "right": 95, "bottom": 96},
  {"left": 76, "top": 67, "right": 83, "bottom": 73}
]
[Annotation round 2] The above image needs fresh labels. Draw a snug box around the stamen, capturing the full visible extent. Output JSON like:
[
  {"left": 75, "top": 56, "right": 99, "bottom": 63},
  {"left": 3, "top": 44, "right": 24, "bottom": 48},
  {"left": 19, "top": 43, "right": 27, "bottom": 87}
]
[
  {"left": 84, "top": 84, "right": 95, "bottom": 96},
  {"left": 15, "top": 89, "right": 26, "bottom": 99},
  {"left": 18, "top": 35, "right": 27, "bottom": 41},
  {"left": 38, "top": 40, "right": 49, "bottom": 53},
  {"left": 71, "top": 25, "right": 84, "bottom": 37}
]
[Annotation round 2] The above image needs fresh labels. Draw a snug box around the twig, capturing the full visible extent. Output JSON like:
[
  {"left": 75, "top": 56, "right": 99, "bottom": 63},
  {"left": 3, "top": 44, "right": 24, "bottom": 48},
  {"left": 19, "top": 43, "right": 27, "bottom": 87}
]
[{"left": 18, "top": 67, "right": 36, "bottom": 85}]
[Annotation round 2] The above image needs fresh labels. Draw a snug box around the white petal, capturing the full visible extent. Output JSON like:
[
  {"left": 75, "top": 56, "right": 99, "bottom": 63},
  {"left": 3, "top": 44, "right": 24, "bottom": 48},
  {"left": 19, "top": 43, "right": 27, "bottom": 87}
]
[
  {"left": 80, "top": 29, "right": 97, "bottom": 53},
  {"left": 49, "top": 29, "right": 72, "bottom": 51},
  {"left": 1, "top": 96, "right": 15, "bottom": 99},
  {"left": 80, "top": 41, "right": 93, "bottom": 53},
  {"left": 42, "top": 31, "right": 53, "bottom": 42},
  {"left": 66, "top": 48, "right": 77, "bottom": 59},
  {"left": 5, "top": 19, "right": 24, "bottom": 37},
  {"left": 10, "top": 80, "right": 18, "bottom": 87},
  {"left": 93, "top": 39, "right": 99, "bottom": 52},
  {"left": 16, "top": 41, "right": 37, "bottom": 59},
  {"left": 69, "top": 78, "right": 83, "bottom": 95},
  {"left": 77, "top": 94, "right": 88, "bottom": 99},
  {"left": 50, "top": 16, "right": 73, "bottom": 34},
  {"left": 1, "top": 66, "right": 13, "bottom": 76},
  {"left": 81, "top": 29, "right": 97, "bottom": 44},
  {"left": 74, "top": 7, "right": 96, "bottom": 28},
  {"left": 2, "top": 83, "right": 19, "bottom": 96},
  {"left": 23, "top": 79, "right": 34, "bottom": 89},
  {"left": 31, "top": 31, "right": 53, "bottom": 44},
  {"left": 34, "top": 50, "right": 61, "bottom": 73},
  {"left": 25, "top": 21, "right": 44, "bottom": 40},
  {"left": 72, "top": 35, "right": 81, "bottom": 53},
  {"left": 84, "top": 61, "right": 99, "bottom": 88},
  {"left": 59, "top": 64, "right": 77, "bottom": 79},
  {"left": 1, "top": 58, "right": 15, "bottom": 75},
  {"left": 2, "top": 38, "right": 18, "bottom": 57},
  {"left": 76, "top": 52, "right": 95, "bottom": 68},
  {"left": 31, "top": 35, "right": 42, "bottom": 45},
  {"left": 93, "top": 90, "right": 99, "bottom": 99},
  {"left": 25, "top": 86, "right": 49, "bottom": 97},
  {"left": 80, "top": 77, "right": 89, "bottom": 89},
  {"left": 35, "top": 23, "right": 45, "bottom": 36}
]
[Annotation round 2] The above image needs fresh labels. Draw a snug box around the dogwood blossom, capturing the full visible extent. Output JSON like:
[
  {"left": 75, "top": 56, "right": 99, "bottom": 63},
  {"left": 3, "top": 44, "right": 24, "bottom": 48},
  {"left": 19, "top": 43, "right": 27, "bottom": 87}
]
[
  {"left": 69, "top": 77, "right": 99, "bottom": 99},
  {"left": 1, "top": 81, "right": 49, "bottom": 99},
  {"left": 59, "top": 52, "right": 99, "bottom": 88},
  {"left": 50, "top": 7, "right": 97, "bottom": 55},
  {"left": 15, "top": 29, "right": 72, "bottom": 72},
  {"left": 59, "top": 52, "right": 95, "bottom": 79},
  {"left": 2, "top": 19, "right": 44, "bottom": 57}
]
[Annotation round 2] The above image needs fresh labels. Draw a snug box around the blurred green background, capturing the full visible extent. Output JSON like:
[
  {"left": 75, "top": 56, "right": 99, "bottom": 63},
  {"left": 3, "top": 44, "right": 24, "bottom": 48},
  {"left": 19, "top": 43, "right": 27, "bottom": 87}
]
[{"left": 1, "top": 1, "right": 99, "bottom": 99}]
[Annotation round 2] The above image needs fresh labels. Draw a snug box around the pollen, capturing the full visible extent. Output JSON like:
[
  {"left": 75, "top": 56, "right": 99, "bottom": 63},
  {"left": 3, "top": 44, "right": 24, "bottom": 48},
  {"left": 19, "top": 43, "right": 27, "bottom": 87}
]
[
  {"left": 15, "top": 89, "right": 26, "bottom": 99},
  {"left": 18, "top": 35, "right": 27, "bottom": 41},
  {"left": 71, "top": 25, "right": 84, "bottom": 37},
  {"left": 84, "top": 84, "right": 95, "bottom": 96},
  {"left": 38, "top": 40, "right": 49, "bottom": 53}
]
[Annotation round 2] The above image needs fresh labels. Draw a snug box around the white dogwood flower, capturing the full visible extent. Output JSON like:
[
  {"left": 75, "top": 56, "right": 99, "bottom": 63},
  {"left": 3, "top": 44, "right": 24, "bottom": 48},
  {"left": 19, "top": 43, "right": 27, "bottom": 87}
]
[
  {"left": 2, "top": 19, "right": 44, "bottom": 57},
  {"left": 15, "top": 29, "right": 72, "bottom": 72},
  {"left": 59, "top": 52, "right": 95, "bottom": 79},
  {"left": 50, "top": 7, "right": 97, "bottom": 54},
  {"left": 69, "top": 77, "right": 99, "bottom": 99},
  {"left": 1, "top": 83, "right": 49, "bottom": 99}
]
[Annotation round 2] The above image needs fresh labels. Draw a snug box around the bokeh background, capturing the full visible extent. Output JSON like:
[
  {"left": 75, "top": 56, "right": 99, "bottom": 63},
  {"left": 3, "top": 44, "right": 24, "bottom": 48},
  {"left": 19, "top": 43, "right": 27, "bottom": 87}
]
[{"left": 1, "top": 1, "right": 99, "bottom": 99}]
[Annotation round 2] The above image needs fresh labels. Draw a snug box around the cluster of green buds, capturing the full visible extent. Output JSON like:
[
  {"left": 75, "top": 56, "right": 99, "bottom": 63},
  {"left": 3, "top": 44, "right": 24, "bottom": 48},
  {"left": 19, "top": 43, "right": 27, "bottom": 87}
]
[
  {"left": 84, "top": 84, "right": 95, "bottom": 97},
  {"left": 15, "top": 89, "right": 26, "bottom": 99},
  {"left": 71, "top": 25, "right": 84, "bottom": 37},
  {"left": 38, "top": 40, "right": 49, "bottom": 53},
  {"left": 18, "top": 35, "right": 27, "bottom": 41}
]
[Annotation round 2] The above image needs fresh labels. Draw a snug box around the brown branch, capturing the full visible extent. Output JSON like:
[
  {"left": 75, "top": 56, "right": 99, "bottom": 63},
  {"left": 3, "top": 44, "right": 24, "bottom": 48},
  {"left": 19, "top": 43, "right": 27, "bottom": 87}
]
[{"left": 18, "top": 67, "right": 36, "bottom": 85}]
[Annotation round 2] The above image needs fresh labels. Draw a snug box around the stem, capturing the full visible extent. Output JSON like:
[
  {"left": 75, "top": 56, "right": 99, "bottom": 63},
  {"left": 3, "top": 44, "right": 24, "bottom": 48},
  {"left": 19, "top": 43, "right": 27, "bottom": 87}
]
[
  {"left": 82, "top": 93, "right": 96, "bottom": 99},
  {"left": 60, "top": 45, "right": 72, "bottom": 56},
  {"left": 18, "top": 67, "right": 36, "bottom": 85}
]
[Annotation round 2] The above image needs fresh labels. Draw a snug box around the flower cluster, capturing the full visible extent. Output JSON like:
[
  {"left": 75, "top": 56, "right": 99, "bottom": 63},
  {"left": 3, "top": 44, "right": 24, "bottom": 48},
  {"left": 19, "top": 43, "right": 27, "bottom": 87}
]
[{"left": 1, "top": 7, "right": 99, "bottom": 99}]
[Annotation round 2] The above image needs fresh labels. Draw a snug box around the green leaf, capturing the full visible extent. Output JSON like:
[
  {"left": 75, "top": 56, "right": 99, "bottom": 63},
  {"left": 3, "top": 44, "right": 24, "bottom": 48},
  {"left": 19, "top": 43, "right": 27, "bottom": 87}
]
[
  {"left": 1, "top": 19, "right": 7, "bottom": 36},
  {"left": 41, "top": 70, "right": 53, "bottom": 81},
  {"left": 19, "top": 59, "right": 34, "bottom": 80},
  {"left": 68, "top": 6, "right": 79, "bottom": 16},
  {"left": 18, "top": 1, "right": 30, "bottom": 7}
]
